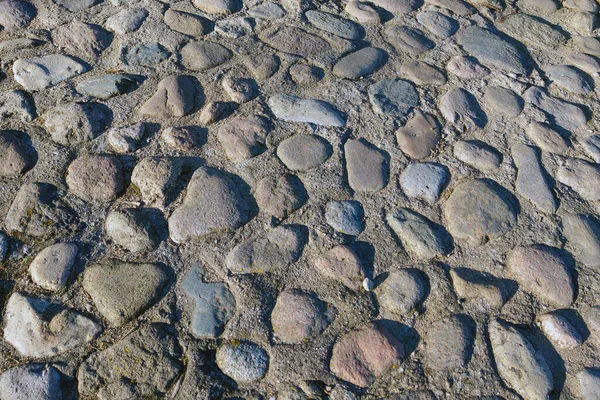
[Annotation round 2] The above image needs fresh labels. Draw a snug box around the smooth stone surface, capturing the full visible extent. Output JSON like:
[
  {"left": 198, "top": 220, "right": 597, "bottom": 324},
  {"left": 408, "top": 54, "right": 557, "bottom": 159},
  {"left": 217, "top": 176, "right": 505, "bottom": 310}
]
[
  {"left": 377, "top": 269, "right": 427, "bottom": 315},
  {"left": 124, "top": 42, "right": 170, "bottom": 66},
  {"left": 345, "top": 139, "right": 388, "bottom": 192},
  {"left": 218, "top": 116, "right": 271, "bottom": 162},
  {"left": 168, "top": 167, "right": 252, "bottom": 243},
  {"left": 43, "top": 102, "right": 110, "bottom": 146},
  {"left": 83, "top": 262, "right": 169, "bottom": 326},
  {"left": 507, "top": 245, "right": 575, "bottom": 308},
  {"left": 76, "top": 74, "right": 140, "bottom": 99},
  {"left": 444, "top": 179, "right": 517, "bottom": 246},
  {"left": 330, "top": 322, "right": 404, "bottom": 388},
  {"left": 13, "top": 55, "right": 87, "bottom": 91},
  {"left": 547, "top": 65, "right": 593, "bottom": 95},
  {"left": 139, "top": 75, "right": 199, "bottom": 118},
  {"left": 105, "top": 8, "right": 148, "bottom": 34},
  {"left": 254, "top": 174, "right": 308, "bottom": 218},
  {"left": 248, "top": 2, "right": 286, "bottom": 19},
  {"left": 0, "top": 363, "right": 63, "bottom": 400},
  {"left": 387, "top": 207, "right": 451, "bottom": 260},
  {"left": 396, "top": 110, "right": 441, "bottom": 159},
  {"left": 399, "top": 60, "right": 446, "bottom": 85},
  {"left": 78, "top": 324, "right": 182, "bottom": 398},
  {"left": 417, "top": 11, "right": 458, "bottom": 38},
  {"left": 526, "top": 122, "right": 569, "bottom": 155},
  {"left": 345, "top": 1, "right": 381, "bottom": 24},
  {"left": 424, "top": 315, "right": 475, "bottom": 371},
  {"left": 447, "top": 55, "right": 490, "bottom": 79},
  {"left": 164, "top": 9, "right": 210, "bottom": 36},
  {"left": 3, "top": 292, "right": 101, "bottom": 358},
  {"left": 524, "top": 87, "right": 587, "bottom": 131},
  {"left": 399, "top": 162, "right": 448, "bottom": 203},
  {"left": 333, "top": 47, "right": 387, "bottom": 79},
  {"left": 578, "top": 369, "right": 600, "bottom": 399},
  {"left": 66, "top": 155, "right": 124, "bottom": 203},
  {"left": 556, "top": 158, "right": 600, "bottom": 201},
  {"left": 52, "top": 21, "right": 112, "bottom": 59},
  {"left": 385, "top": 25, "right": 435, "bottom": 54},
  {"left": 305, "top": 10, "right": 362, "bottom": 40},
  {"left": 180, "top": 41, "right": 232, "bottom": 71},
  {"left": 193, "top": 0, "right": 241, "bottom": 14},
  {"left": 315, "top": 245, "right": 366, "bottom": 289},
  {"left": 562, "top": 213, "right": 600, "bottom": 267},
  {"left": 367, "top": 78, "right": 419, "bottom": 118},
  {"left": 453, "top": 140, "right": 502, "bottom": 171},
  {"left": 512, "top": 143, "right": 557, "bottom": 213},
  {"left": 271, "top": 289, "right": 332, "bottom": 343},
  {"left": 0, "top": 130, "right": 35, "bottom": 177},
  {"left": 268, "top": 94, "right": 345, "bottom": 127},
  {"left": 181, "top": 266, "right": 236, "bottom": 338},
  {"left": 226, "top": 225, "right": 306, "bottom": 274},
  {"left": 29, "top": 243, "right": 78, "bottom": 291},
  {"left": 325, "top": 200, "right": 365, "bottom": 236},
  {"left": 581, "top": 134, "right": 600, "bottom": 162},
  {"left": 5, "top": 183, "right": 77, "bottom": 238},
  {"left": 458, "top": 26, "right": 531, "bottom": 74},
  {"left": 489, "top": 320, "right": 553, "bottom": 400},
  {"left": 538, "top": 312, "right": 582, "bottom": 349},
  {"left": 440, "top": 87, "right": 487, "bottom": 130},
  {"left": 450, "top": 268, "right": 509, "bottom": 308},
  {"left": 277, "top": 134, "right": 332, "bottom": 171},
  {"left": 483, "top": 86, "right": 523, "bottom": 118},
  {"left": 498, "top": 13, "right": 566, "bottom": 50},
  {"left": 216, "top": 341, "right": 269, "bottom": 383}
]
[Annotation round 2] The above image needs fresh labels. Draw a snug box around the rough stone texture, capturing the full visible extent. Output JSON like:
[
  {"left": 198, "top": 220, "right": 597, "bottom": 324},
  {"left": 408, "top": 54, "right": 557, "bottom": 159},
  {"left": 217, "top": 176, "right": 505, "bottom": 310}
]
[
  {"left": 424, "top": 315, "right": 475, "bottom": 371},
  {"left": 105, "top": 208, "right": 162, "bottom": 253},
  {"left": 43, "top": 102, "right": 110, "bottom": 146},
  {"left": 440, "top": 87, "right": 487, "bottom": 130},
  {"left": 453, "top": 140, "right": 502, "bottom": 171},
  {"left": 368, "top": 78, "right": 419, "bottom": 118},
  {"left": 277, "top": 134, "right": 332, "bottom": 171},
  {"left": 139, "top": 75, "right": 199, "bottom": 118},
  {"left": 333, "top": 47, "right": 387, "bottom": 80},
  {"left": 526, "top": 122, "right": 569, "bottom": 155},
  {"left": 483, "top": 86, "right": 523, "bottom": 118},
  {"left": 330, "top": 322, "right": 404, "bottom": 387},
  {"left": 578, "top": 368, "right": 600, "bottom": 399},
  {"left": 538, "top": 312, "right": 582, "bottom": 349},
  {"left": 29, "top": 243, "right": 78, "bottom": 291},
  {"left": 52, "top": 21, "right": 112, "bottom": 59},
  {"left": 0, "top": 90, "right": 36, "bottom": 122},
  {"left": 450, "top": 268, "right": 510, "bottom": 308},
  {"left": 498, "top": 13, "right": 566, "bottom": 50},
  {"left": 325, "top": 200, "right": 365, "bottom": 236},
  {"left": 524, "top": 87, "right": 587, "bottom": 131},
  {"left": 78, "top": 324, "right": 183, "bottom": 399},
  {"left": 376, "top": 270, "right": 427, "bottom": 315},
  {"left": 216, "top": 341, "right": 269, "bottom": 383},
  {"left": 444, "top": 179, "right": 517, "bottom": 246},
  {"left": 168, "top": 167, "right": 252, "bottom": 243},
  {"left": 131, "top": 157, "right": 182, "bottom": 208},
  {"left": 0, "top": 0, "right": 36, "bottom": 31},
  {"left": 489, "top": 320, "right": 553, "bottom": 400},
  {"left": 254, "top": 174, "right": 308, "bottom": 218},
  {"left": 0, "top": 364, "right": 63, "bottom": 400},
  {"left": 268, "top": 94, "right": 345, "bottom": 127},
  {"left": 512, "top": 143, "right": 557, "bottom": 213},
  {"left": 314, "top": 245, "right": 367, "bottom": 289},
  {"left": 66, "top": 155, "right": 124, "bottom": 203},
  {"left": 271, "top": 289, "right": 333, "bottom": 343},
  {"left": 0, "top": 130, "right": 35, "bottom": 177},
  {"left": 107, "top": 122, "right": 145, "bottom": 153},
  {"left": 562, "top": 213, "right": 600, "bottom": 267},
  {"left": 507, "top": 245, "right": 575, "bottom": 308},
  {"left": 77, "top": 74, "right": 141, "bottom": 100},
  {"left": 180, "top": 41, "right": 232, "bottom": 71},
  {"left": 259, "top": 25, "right": 330, "bottom": 57},
  {"left": 556, "top": 158, "right": 600, "bottom": 201},
  {"left": 13, "top": 55, "right": 87, "bottom": 91},
  {"left": 164, "top": 9, "right": 210, "bottom": 36},
  {"left": 3, "top": 292, "right": 101, "bottom": 358},
  {"left": 217, "top": 116, "right": 271, "bottom": 162},
  {"left": 345, "top": 139, "right": 388, "bottom": 192},
  {"left": 396, "top": 111, "right": 441, "bottom": 159},
  {"left": 83, "top": 262, "right": 170, "bottom": 326},
  {"left": 399, "top": 162, "right": 448, "bottom": 203}
]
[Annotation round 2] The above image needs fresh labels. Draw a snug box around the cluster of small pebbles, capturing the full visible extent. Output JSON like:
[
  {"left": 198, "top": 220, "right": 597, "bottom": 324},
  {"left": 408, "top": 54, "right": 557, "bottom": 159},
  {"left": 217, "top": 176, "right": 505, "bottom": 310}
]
[{"left": 2, "top": 0, "right": 600, "bottom": 399}]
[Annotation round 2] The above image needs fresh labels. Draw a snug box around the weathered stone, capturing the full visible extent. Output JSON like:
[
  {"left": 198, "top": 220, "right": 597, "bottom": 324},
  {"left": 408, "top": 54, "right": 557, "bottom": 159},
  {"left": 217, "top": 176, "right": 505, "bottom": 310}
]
[
  {"left": 580, "top": 134, "right": 600, "bottom": 162},
  {"left": 289, "top": 63, "right": 324, "bottom": 85},
  {"left": 13, "top": 55, "right": 87, "bottom": 91},
  {"left": 43, "top": 102, "right": 110, "bottom": 146},
  {"left": 370, "top": 0, "right": 420, "bottom": 13},
  {"left": 440, "top": 87, "right": 487, "bottom": 130},
  {"left": 0, "top": 0, "right": 35, "bottom": 31},
  {"left": 0, "top": 90, "right": 35, "bottom": 122},
  {"left": 526, "top": 122, "right": 569, "bottom": 155},
  {"left": 450, "top": 268, "right": 510, "bottom": 308},
  {"left": 181, "top": 266, "right": 236, "bottom": 338},
  {"left": 305, "top": 10, "right": 362, "bottom": 40},
  {"left": 198, "top": 101, "right": 235, "bottom": 125},
  {"left": 367, "top": 78, "right": 419, "bottom": 118},
  {"left": 512, "top": 143, "right": 557, "bottom": 213},
  {"left": 524, "top": 87, "right": 587, "bottom": 131},
  {"left": 76, "top": 74, "right": 141, "bottom": 99},
  {"left": 498, "top": 13, "right": 566, "bottom": 50},
  {"left": 83, "top": 262, "right": 169, "bottom": 326},
  {"left": 562, "top": 213, "right": 600, "bottom": 267},
  {"left": 124, "top": 42, "right": 170, "bottom": 66},
  {"left": 180, "top": 41, "right": 232, "bottom": 71},
  {"left": 444, "top": 179, "right": 517, "bottom": 245},
  {"left": 132, "top": 157, "right": 182, "bottom": 208},
  {"left": 271, "top": 289, "right": 333, "bottom": 343},
  {"left": 78, "top": 324, "right": 183, "bottom": 398},
  {"left": 399, "top": 60, "right": 446, "bottom": 85},
  {"left": 314, "top": 245, "right": 366, "bottom": 289},
  {"left": 248, "top": 2, "right": 286, "bottom": 19},
  {"left": 578, "top": 369, "right": 600, "bottom": 399},
  {"left": 254, "top": 174, "right": 308, "bottom": 218},
  {"left": 385, "top": 25, "right": 435, "bottom": 54},
  {"left": 556, "top": 157, "right": 600, "bottom": 201},
  {"left": 345, "top": 1, "right": 381, "bottom": 24},
  {"left": 399, "top": 162, "right": 448, "bottom": 203},
  {"left": 453, "top": 140, "right": 502, "bottom": 171},
  {"left": 105, "top": 208, "right": 162, "bottom": 253},
  {"left": 139, "top": 75, "right": 199, "bottom": 118},
  {"left": 226, "top": 225, "right": 306, "bottom": 274},
  {"left": 193, "top": 0, "right": 241, "bottom": 14},
  {"left": 330, "top": 322, "right": 404, "bottom": 388},
  {"left": 259, "top": 25, "right": 331, "bottom": 57},
  {"left": 105, "top": 8, "right": 148, "bottom": 34},
  {"left": 447, "top": 55, "right": 490, "bottom": 79},
  {"left": 546, "top": 65, "right": 593, "bottom": 95},
  {"left": 507, "top": 245, "right": 575, "bottom": 308},
  {"left": 424, "top": 315, "right": 475, "bottom": 371},
  {"left": 168, "top": 167, "right": 252, "bottom": 243},
  {"left": 164, "top": 9, "right": 211, "bottom": 36},
  {"left": 396, "top": 111, "right": 441, "bottom": 159},
  {"left": 215, "top": 17, "right": 254, "bottom": 39},
  {"left": 489, "top": 320, "right": 553, "bottom": 400},
  {"left": 5, "top": 183, "right": 77, "bottom": 238},
  {"left": 377, "top": 269, "right": 427, "bottom": 315},
  {"left": 345, "top": 139, "right": 388, "bottom": 192},
  {"left": 54, "top": 0, "right": 96, "bottom": 12},
  {"left": 3, "top": 292, "right": 101, "bottom": 358},
  {"left": 66, "top": 155, "right": 124, "bottom": 203},
  {"left": 269, "top": 94, "right": 345, "bottom": 127},
  {"left": 333, "top": 47, "right": 387, "bottom": 79},
  {"left": 325, "top": 200, "right": 365, "bottom": 236},
  {"left": 161, "top": 126, "right": 203, "bottom": 151},
  {"left": 426, "top": 0, "right": 474, "bottom": 15},
  {"left": 52, "top": 21, "right": 112, "bottom": 58},
  {"left": 538, "top": 312, "right": 582, "bottom": 349},
  {"left": 217, "top": 116, "right": 271, "bottom": 162},
  {"left": 417, "top": 11, "right": 458, "bottom": 38},
  {"left": 483, "top": 86, "right": 523, "bottom": 118},
  {"left": 0, "top": 363, "right": 63, "bottom": 400},
  {"left": 107, "top": 123, "right": 145, "bottom": 153},
  {"left": 387, "top": 208, "right": 451, "bottom": 260},
  {"left": 0, "top": 130, "right": 35, "bottom": 177},
  {"left": 29, "top": 243, "right": 78, "bottom": 291},
  {"left": 222, "top": 77, "right": 258, "bottom": 103},
  {"left": 216, "top": 341, "right": 269, "bottom": 383}
]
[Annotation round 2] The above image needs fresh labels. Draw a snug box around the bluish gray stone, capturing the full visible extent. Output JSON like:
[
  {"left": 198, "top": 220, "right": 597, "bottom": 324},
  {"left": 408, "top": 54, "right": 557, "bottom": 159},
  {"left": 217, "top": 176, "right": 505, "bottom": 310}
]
[
  {"left": 306, "top": 10, "right": 363, "bottom": 40},
  {"left": 417, "top": 11, "right": 459, "bottom": 38},
  {"left": 524, "top": 87, "right": 587, "bottom": 131},
  {"left": 325, "top": 200, "right": 365, "bottom": 235},
  {"left": 333, "top": 47, "right": 387, "bottom": 79},
  {"left": 124, "top": 42, "right": 171, "bottom": 66},
  {"left": 368, "top": 78, "right": 419, "bottom": 118},
  {"left": 399, "top": 162, "right": 449, "bottom": 203},
  {"left": 385, "top": 25, "right": 435, "bottom": 54},
  {"left": 216, "top": 341, "right": 269, "bottom": 383},
  {"left": 0, "top": 364, "right": 63, "bottom": 400},
  {"left": 182, "top": 266, "right": 236, "bottom": 338}
]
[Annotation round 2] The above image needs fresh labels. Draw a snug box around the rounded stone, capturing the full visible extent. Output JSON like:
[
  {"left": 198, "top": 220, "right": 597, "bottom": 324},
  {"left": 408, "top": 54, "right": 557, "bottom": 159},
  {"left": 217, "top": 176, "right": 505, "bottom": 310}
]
[
  {"left": 376, "top": 270, "right": 427, "bottom": 316},
  {"left": 271, "top": 290, "right": 332, "bottom": 343},
  {"left": 399, "top": 162, "right": 448, "bottom": 203},
  {"left": 368, "top": 78, "right": 419, "bottom": 118},
  {"left": 29, "top": 243, "right": 78, "bottom": 292},
  {"left": 216, "top": 341, "right": 269, "bottom": 383},
  {"left": 325, "top": 200, "right": 365, "bottom": 236},
  {"left": 255, "top": 174, "right": 308, "bottom": 218},
  {"left": 66, "top": 155, "right": 124, "bottom": 203},
  {"left": 277, "top": 134, "right": 332, "bottom": 171}
]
